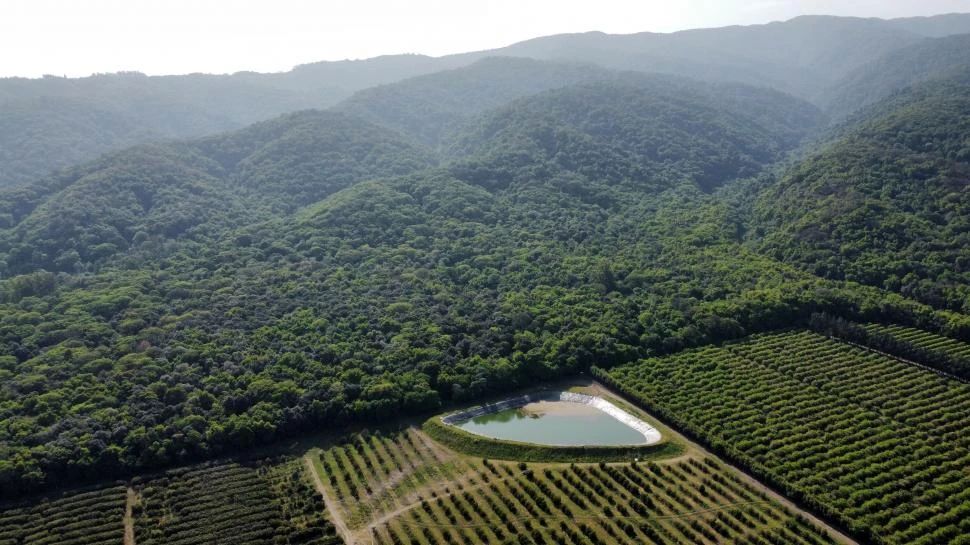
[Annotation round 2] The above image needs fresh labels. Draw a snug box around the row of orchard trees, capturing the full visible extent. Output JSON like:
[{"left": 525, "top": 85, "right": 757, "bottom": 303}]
[
  {"left": 598, "top": 330, "right": 970, "bottom": 545},
  {"left": 808, "top": 312, "right": 970, "bottom": 379}
]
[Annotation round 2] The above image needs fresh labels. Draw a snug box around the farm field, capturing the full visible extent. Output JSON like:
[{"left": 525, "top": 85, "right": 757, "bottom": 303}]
[
  {"left": 365, "top": 457, "right": 840, "bottom": 545},
  {"left": 0, "top": 381, "right": 864, "bottom": 545},
  {"left": 133, "top": 458, "right": 342, "bottom": 545},
  {"left": 865, "top": 323, "right": 970, "bottom": 363},
  {"left": 305, "top": 403, "right": 852, "bottom": 545},
  {"left": 0, "top": 456, "right": 341, "bottom": 545},
  {"left": 598, "top": 330, "right": 970, "bottom": 545},
  {"left": 0, "top": 484, "right": 126, "bottom": 545}
]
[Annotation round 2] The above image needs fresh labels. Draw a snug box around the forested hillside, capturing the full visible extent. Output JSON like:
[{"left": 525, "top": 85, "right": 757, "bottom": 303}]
[
  {"left": 755, "top": 77, "right": 970, "bottom": 313},
  {"left": 336, "top": 58, "right": 612, "bottom": 147},
  {"left": 821, "top": 33, "right": 970, "bottom": 117},
  {"left": 10, "top": 73, "right": 960, "bottom": 498},
  {"left": 3, "top": 14, "right": 970, "bottom": 190},
  {"left": 0, "top": 56, "right": 458, "bottom": 189},
  {"left": 497, "top": 15, "right": 923, "bottom": 100},
  {"left": 0, "top": 96, "right": 159, "bottom": 189},
  {"left": 883, "top": 11, "right": 970, "bottom": 36},
  {"left": 446, "top": 75, "right": 825, "bottom": 192},
  {"left": 0, "top": 73, "right": 331, "bottom": 188},
  {"left": 0, "top": 110, "right": 436, "bottom": 273}
]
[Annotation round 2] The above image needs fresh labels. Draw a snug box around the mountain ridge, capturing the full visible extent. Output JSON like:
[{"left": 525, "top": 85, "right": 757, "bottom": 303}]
[{"left": 1, "top": 13, "right": 968, "bottom": 188}]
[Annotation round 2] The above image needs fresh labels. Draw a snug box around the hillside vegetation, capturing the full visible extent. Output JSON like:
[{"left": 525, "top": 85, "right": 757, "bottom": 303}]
[
  {"left": 755, "top": 78, "right": 970, "bottom": 313},
  {"left": 336, "top": 58, "right": 613, "bottom": 148},
  {"left": 446, "top": 75, "right": 825, "bottom": 192},
  {"left": 0, "top": 74, "right": 868, "bottom": 496},
  {"left": 0, "top": 111, "right": 436, "bottom": 273},
  {"left": 3, "top": 14, "right": 970, "bottom": 188},
  {"left": 821, "top": 34, "right": 970, "bottom": 118},
  {"left": 0, "top": 73, "right": 334, "bottom": 188}
]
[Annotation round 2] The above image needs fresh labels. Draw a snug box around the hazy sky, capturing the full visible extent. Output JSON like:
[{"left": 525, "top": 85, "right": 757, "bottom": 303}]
[{"left": 2, "top": 0, "right": 968, "bottom": 78}]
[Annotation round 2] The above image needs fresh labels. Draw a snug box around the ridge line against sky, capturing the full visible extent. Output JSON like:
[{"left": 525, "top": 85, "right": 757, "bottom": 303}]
[{"left": 1, "top": 0, "right": 969, "bottom": 78}]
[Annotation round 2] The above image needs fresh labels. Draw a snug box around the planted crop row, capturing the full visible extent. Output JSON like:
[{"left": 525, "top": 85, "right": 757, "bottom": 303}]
[
  {"left": 808, "top": 313, "right": 970, "bottom": 379},
  {"left": 866, "top": 323, "right": 970, "bottom": 361},
  {"left": 135, "top": 458, "right": 341, "bottom": 545},
  {"left": 318, "top": 428, "right": 472, "bottom": 529},
  {"left": 599, "top": 330, "right": 970, "bottom": 545},
  {"left": 371, "top": 458, "right": 838, "bottom": 545},
  {"left": 0, "top": 484, "right": 125, "bottom": 545},
  {"left": 261, "top": 459, "right": 343, "bottom": 545}
]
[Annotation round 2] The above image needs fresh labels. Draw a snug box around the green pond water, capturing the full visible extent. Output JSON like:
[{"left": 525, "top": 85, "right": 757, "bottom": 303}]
[{"left": 455, "top": 404, "right": 646, "bottom": 446}]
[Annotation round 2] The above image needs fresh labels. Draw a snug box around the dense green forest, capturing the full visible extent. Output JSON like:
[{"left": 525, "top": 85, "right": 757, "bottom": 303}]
[
  {"left": 756, "top": 77, "right": 970, "bottom": 313},
  {"left": 0, "top": 111, "right": 436, "bottom": 273},
  {"left": 3, "top": 60, "right": 970, "bottom": 500}
]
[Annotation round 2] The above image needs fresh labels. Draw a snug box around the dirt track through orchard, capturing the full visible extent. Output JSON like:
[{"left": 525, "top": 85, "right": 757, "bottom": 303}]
[{"left": 304, "top": 453, "right": 355, "bottom": 545}]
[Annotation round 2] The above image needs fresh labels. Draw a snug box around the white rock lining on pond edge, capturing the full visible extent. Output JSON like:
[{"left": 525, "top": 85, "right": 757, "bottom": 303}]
[{"left": 441, "top": 391, "right": 663, "bottom": 446}]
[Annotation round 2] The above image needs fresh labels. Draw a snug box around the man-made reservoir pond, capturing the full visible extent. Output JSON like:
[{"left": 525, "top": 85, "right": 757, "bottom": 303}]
[{"left": 444, "top": 392, "right": 661, "bottom": 447}]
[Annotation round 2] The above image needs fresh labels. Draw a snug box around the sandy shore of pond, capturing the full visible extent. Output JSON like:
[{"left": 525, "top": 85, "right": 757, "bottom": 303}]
[{"left": 520, "top": 400, "right": 605, "bottom": 417}]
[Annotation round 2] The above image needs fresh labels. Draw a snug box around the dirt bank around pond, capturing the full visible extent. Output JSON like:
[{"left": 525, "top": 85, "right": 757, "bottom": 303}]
[
  {"left": 442, "top": 391, "right": 663, "bottom": 445},
  {"left": 520, "top": 400, "right": 605, "bottom": 417}
]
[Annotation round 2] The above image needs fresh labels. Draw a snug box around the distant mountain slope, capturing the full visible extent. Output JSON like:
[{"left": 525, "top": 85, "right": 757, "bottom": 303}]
[
  {"left": 335, "top": 57, "right": 613, "bottom": 147},
  {"left": 0, "top": 97, "right": 158, "bottom": 189},
  {"left": 3, "top": 14, "right": 970, "bottom": 189},
  {"left": 1, "top": 145, "right": 244, "bottom": 274},
  {"left": 755, "top": 78, "right": 970, "bottom": 312},
  {"left": 0, "top": 58, "right": 451, "bottom": 189},
  {"left": 197, "top": 110, "right": 437, "bottom": 210},
  {"left": 284, "top": 53, "right": 469, "bottom": 92},
  {"left": 448, "top": 74, "right": 826, "bottom": 192},
  {"left": 492, "top": 16, "right": 927, "bottom": 100},
  {"left": 0, "top": 73, "right": 820, "bottom": 276},
  {"left": 821, "top": 33, "right": 970, "bottom": 118},
  {"left": 882, "top": 12, "right": 970, "bottom": 36},
  {"left": 0, "top": 73, "right": 328, "bottom": 188},
  {"left": 0, "top": 110, "right": 435, "bottom": 273}
]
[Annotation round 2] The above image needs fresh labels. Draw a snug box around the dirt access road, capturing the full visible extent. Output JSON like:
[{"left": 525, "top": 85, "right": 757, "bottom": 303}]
[{"left": 304, "top": 454, "right": 354, "bottom": 545}]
